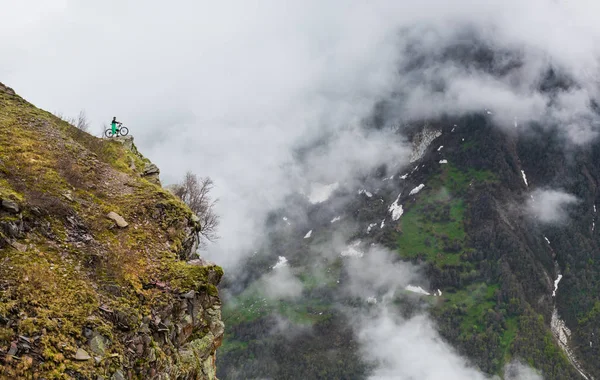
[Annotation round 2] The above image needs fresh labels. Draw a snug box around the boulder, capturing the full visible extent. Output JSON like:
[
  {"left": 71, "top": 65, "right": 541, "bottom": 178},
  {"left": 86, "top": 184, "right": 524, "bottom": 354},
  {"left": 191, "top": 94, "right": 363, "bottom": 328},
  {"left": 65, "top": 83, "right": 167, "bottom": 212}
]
[
  {"left": 114, "top": 136, "right": 136, "bottom": 152},
  {"left": 143, "top": 163, "right": 160, "bottom": 176},
  {"left": 1, "top": 199, "right": 19, "bottom": 213},
  {"left": 106, "top": 212, "right": 128, "bottom": 228}
]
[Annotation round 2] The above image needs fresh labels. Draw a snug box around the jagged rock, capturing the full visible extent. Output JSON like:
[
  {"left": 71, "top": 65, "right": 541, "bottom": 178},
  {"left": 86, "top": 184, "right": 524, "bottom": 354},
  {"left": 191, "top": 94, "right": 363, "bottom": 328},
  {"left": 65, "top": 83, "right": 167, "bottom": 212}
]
[
  {"left": 1, "top": 219, "right": 24, "bottom": 240},
  {"left": 143, "top": 163, "right": 160, "bottom": 176},
  {"left": 0, "top": 82, "right": 15, "bottom": 95},
  {"left": 106, "top": 212, "right": 128, "bottom": 228},
  {"left": 1, "top": 199, "right": 19, "bottom": 213},
  {"left": 111, "top": 370, "right": 125, "bottom": 380},
  {"left": 141, "top": 162, "right": 161, "bottom": 185},
  {"left": 114, "top": 136, "right": 136, "bottom": 152},
  {"left": 180, "top": 227, "right": 200, "bottom": 260},
  {"left": 75, "top": 348, "right": 92, "bottom": 361}
]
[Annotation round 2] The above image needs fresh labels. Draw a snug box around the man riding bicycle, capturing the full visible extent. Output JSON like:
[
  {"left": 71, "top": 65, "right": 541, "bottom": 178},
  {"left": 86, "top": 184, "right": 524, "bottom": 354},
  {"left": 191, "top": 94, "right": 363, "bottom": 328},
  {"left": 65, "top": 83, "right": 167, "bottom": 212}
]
[{"left": 111, "top": 116, "right": 121, "bottom": 135}]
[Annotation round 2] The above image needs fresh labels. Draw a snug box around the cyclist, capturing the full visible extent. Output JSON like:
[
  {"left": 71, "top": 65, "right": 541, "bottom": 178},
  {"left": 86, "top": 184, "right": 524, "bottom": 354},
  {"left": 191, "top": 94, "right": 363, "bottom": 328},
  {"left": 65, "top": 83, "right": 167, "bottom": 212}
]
[{"left": 111, "top": 116, "right": 121, "bottom": 136}]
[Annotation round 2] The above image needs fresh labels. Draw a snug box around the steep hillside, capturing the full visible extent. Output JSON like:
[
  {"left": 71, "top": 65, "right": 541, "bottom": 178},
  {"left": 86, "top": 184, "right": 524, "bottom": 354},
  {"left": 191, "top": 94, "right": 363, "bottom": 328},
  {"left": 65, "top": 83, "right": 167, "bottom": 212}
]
[
  {"left": 218, "top": 117, "right": 600, "bottom": 379},
  {"left": 0, "top": 83, "right": 223, "bottom": 379}
]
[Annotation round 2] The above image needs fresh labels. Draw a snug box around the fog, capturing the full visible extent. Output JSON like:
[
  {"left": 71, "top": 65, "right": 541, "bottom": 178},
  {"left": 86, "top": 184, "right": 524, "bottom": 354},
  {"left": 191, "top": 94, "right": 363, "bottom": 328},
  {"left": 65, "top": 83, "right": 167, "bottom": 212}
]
[
  {"left": 527, "top": 189, "right": 579, "bottom": 224},
  {"left": 3, "top": 0, "right": 600, "bottom": 268}
]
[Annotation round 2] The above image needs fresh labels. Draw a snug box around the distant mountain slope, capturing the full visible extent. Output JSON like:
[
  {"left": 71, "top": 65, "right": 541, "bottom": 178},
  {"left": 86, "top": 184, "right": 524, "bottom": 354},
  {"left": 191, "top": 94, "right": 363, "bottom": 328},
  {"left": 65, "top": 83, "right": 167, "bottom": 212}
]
[
  {"left": 218, "top": 112, "right": 600, "bottom": 379},
  {"left": 0, "top": 83, "right": 223, "bottom": 379}
]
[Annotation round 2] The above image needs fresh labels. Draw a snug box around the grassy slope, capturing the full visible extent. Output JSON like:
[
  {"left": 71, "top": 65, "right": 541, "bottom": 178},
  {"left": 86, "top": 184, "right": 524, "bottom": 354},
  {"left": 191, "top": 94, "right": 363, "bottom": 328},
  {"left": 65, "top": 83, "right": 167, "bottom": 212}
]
[{"left": 0, "top": 85, "right": 221, "bottom": 378}]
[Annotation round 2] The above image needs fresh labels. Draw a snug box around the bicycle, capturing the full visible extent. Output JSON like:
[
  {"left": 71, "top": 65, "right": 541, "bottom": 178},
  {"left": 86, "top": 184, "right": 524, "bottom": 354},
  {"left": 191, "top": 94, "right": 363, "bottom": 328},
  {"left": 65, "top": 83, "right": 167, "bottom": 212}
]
[{"left": 104, "top": 123, "right": 129, "bottom": 138}]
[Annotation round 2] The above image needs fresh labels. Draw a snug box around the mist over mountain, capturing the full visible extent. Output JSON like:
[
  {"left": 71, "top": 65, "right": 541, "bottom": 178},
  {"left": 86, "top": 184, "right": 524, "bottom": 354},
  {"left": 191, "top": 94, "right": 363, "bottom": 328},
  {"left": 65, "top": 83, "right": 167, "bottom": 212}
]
[{"left": 4, "top": 1, "right": 600, "bottom": 379}]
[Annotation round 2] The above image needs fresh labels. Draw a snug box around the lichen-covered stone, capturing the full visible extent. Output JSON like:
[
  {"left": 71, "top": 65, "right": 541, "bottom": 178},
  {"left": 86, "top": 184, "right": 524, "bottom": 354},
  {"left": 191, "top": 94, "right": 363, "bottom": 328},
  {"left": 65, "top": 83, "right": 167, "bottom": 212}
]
[{"left": 75, "top": 348, "right": 92, "bottom": 361}]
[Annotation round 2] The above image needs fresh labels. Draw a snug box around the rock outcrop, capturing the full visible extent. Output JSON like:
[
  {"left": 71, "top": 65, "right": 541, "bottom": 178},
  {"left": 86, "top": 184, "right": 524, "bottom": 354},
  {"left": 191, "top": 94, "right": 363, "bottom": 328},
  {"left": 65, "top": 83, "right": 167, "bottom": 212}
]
[{"left": 0, "top": 83, "right": 223, "bottom": 379}]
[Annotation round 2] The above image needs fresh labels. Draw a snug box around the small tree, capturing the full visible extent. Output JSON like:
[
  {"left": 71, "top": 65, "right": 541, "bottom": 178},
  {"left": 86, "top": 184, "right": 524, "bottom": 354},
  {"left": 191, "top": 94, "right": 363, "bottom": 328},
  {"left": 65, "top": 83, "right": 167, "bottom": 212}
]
[
  {"left": 172, "top": 171, "right": 219, "bottom": 245},
  {"left": 74, "top": 110, "right": 90, "bottom": 132},
  {"left": 55, "top": 109, "right": 90, "bottom": 132}
]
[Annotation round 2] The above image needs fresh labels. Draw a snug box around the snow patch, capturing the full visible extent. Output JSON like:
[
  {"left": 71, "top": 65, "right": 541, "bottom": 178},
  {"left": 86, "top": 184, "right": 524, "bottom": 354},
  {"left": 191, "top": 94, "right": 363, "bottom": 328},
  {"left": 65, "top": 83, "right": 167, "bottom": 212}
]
[
  {"left": 544, "top": 236, "right": 551, "bottom": 245},
  {"left": 273, "top": 256, "right": 288, "bottom": 269},
  {"left": 388, "top": 194, "right": 404, "bottom": 221},
  {"left": 400, "top": 174, "right": 408, "bottom": 180},
  {"left": 308, "top": 182, "right": 339, "bottom": 203},
  {"left": 594, "top": 205, "right": 597, "bottom": 213},
  {"left": 409, "top": 129, "right": 442, "bottom": 162},
  {"left": 367, "top": 223, "right": 378, "bottom": 233},
  {"left": 358, "top": 189, "right": 373, "bottom": 198},
  {"left": 341, "top": 240, "right": 363, "bottom": 258},
  {"left": 366, "top": 296, "right": 377, "bottom": 305},
  {"left": 521, "top": 170, "right": 528, "bottom": 187},
  {"left": 380, "top": 219, "right": 386, "bottom": 228},
  {"left": 435, "top": 289, "right": 443, "bottom": 296},
  {"left": 552, "top": 274, "right": 563, "bottom": 297},
  {"left": 330, "top": 216, "right": 341, "bottom": 223},
  {"left": 409, "top": 184, "right": 425, "bottom": 196},
  {"left": 437, "top": 145, "right": 444, "bottom": 152},
  {"left": 405, "top": 285, "right": 430, "bottom": 296},
  {"left": 304, "top": 230, "right": 312, "bottom": 239},
  {"left": 439, "top": 159, "right": 448, "bottom": 164},
  {"left": 282, "top": 217, "right": 291, "bottom": 225}
]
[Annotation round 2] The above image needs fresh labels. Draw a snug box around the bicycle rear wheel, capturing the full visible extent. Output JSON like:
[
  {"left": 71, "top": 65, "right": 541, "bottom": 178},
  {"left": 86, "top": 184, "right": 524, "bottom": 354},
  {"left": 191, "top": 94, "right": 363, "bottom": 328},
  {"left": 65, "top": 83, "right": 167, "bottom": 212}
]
[
  {"left": 119, "top": 126, "right": 129, "bottom": 136},
  {"left": 104, "top": 129, "right": 114, "bottom": 138}
]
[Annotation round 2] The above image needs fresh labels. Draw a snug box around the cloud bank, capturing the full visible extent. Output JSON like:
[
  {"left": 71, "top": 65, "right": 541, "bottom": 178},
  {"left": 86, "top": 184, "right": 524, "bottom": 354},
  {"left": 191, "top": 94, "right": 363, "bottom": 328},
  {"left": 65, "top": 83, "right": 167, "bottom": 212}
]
[
  {"left": 342, "top": 246, "right": 543, "bottom": 380},
  {"left": 3, "top": 0, "right": 600, "bottom": 269}
]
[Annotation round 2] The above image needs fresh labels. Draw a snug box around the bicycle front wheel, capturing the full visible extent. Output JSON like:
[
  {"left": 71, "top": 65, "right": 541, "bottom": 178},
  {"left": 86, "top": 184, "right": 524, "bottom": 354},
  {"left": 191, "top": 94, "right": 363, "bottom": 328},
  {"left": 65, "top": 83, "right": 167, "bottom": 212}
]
[
  {"left": 119, "top": 127, "right": 129, "bottom": 136},
  {"left": 104, "top": 129, "right": 114, "bottom": 138}
]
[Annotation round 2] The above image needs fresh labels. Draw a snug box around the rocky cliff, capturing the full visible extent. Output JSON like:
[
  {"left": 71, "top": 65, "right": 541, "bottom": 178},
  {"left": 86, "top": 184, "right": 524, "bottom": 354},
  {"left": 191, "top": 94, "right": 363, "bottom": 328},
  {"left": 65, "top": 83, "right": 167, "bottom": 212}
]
[{"left": 0, "top": 83, "right": 223, "bottom": 379}]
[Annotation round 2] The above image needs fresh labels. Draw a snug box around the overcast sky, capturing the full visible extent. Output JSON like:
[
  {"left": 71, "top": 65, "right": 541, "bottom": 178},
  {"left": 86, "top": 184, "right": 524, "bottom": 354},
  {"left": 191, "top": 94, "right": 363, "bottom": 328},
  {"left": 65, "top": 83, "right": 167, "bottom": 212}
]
[{"left": 3, "top": 0, "right": 600, "bottom": 270}]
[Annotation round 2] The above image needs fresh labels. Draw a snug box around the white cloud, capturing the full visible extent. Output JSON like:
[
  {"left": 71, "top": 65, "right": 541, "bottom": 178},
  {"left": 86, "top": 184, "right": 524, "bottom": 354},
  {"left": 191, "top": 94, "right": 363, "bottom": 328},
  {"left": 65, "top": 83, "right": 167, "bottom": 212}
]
[
  {"left": 342, "top": 246, "right": 544, "bottom": 380},
  {"left": 527, "top": 189, "right": 579, "bottom": 223},
  {"left": 505, "top": 361, "right": 544, "bottom": 380},
  {"left": 259, "top": 264, "right": 303, "bottom": 300}
]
